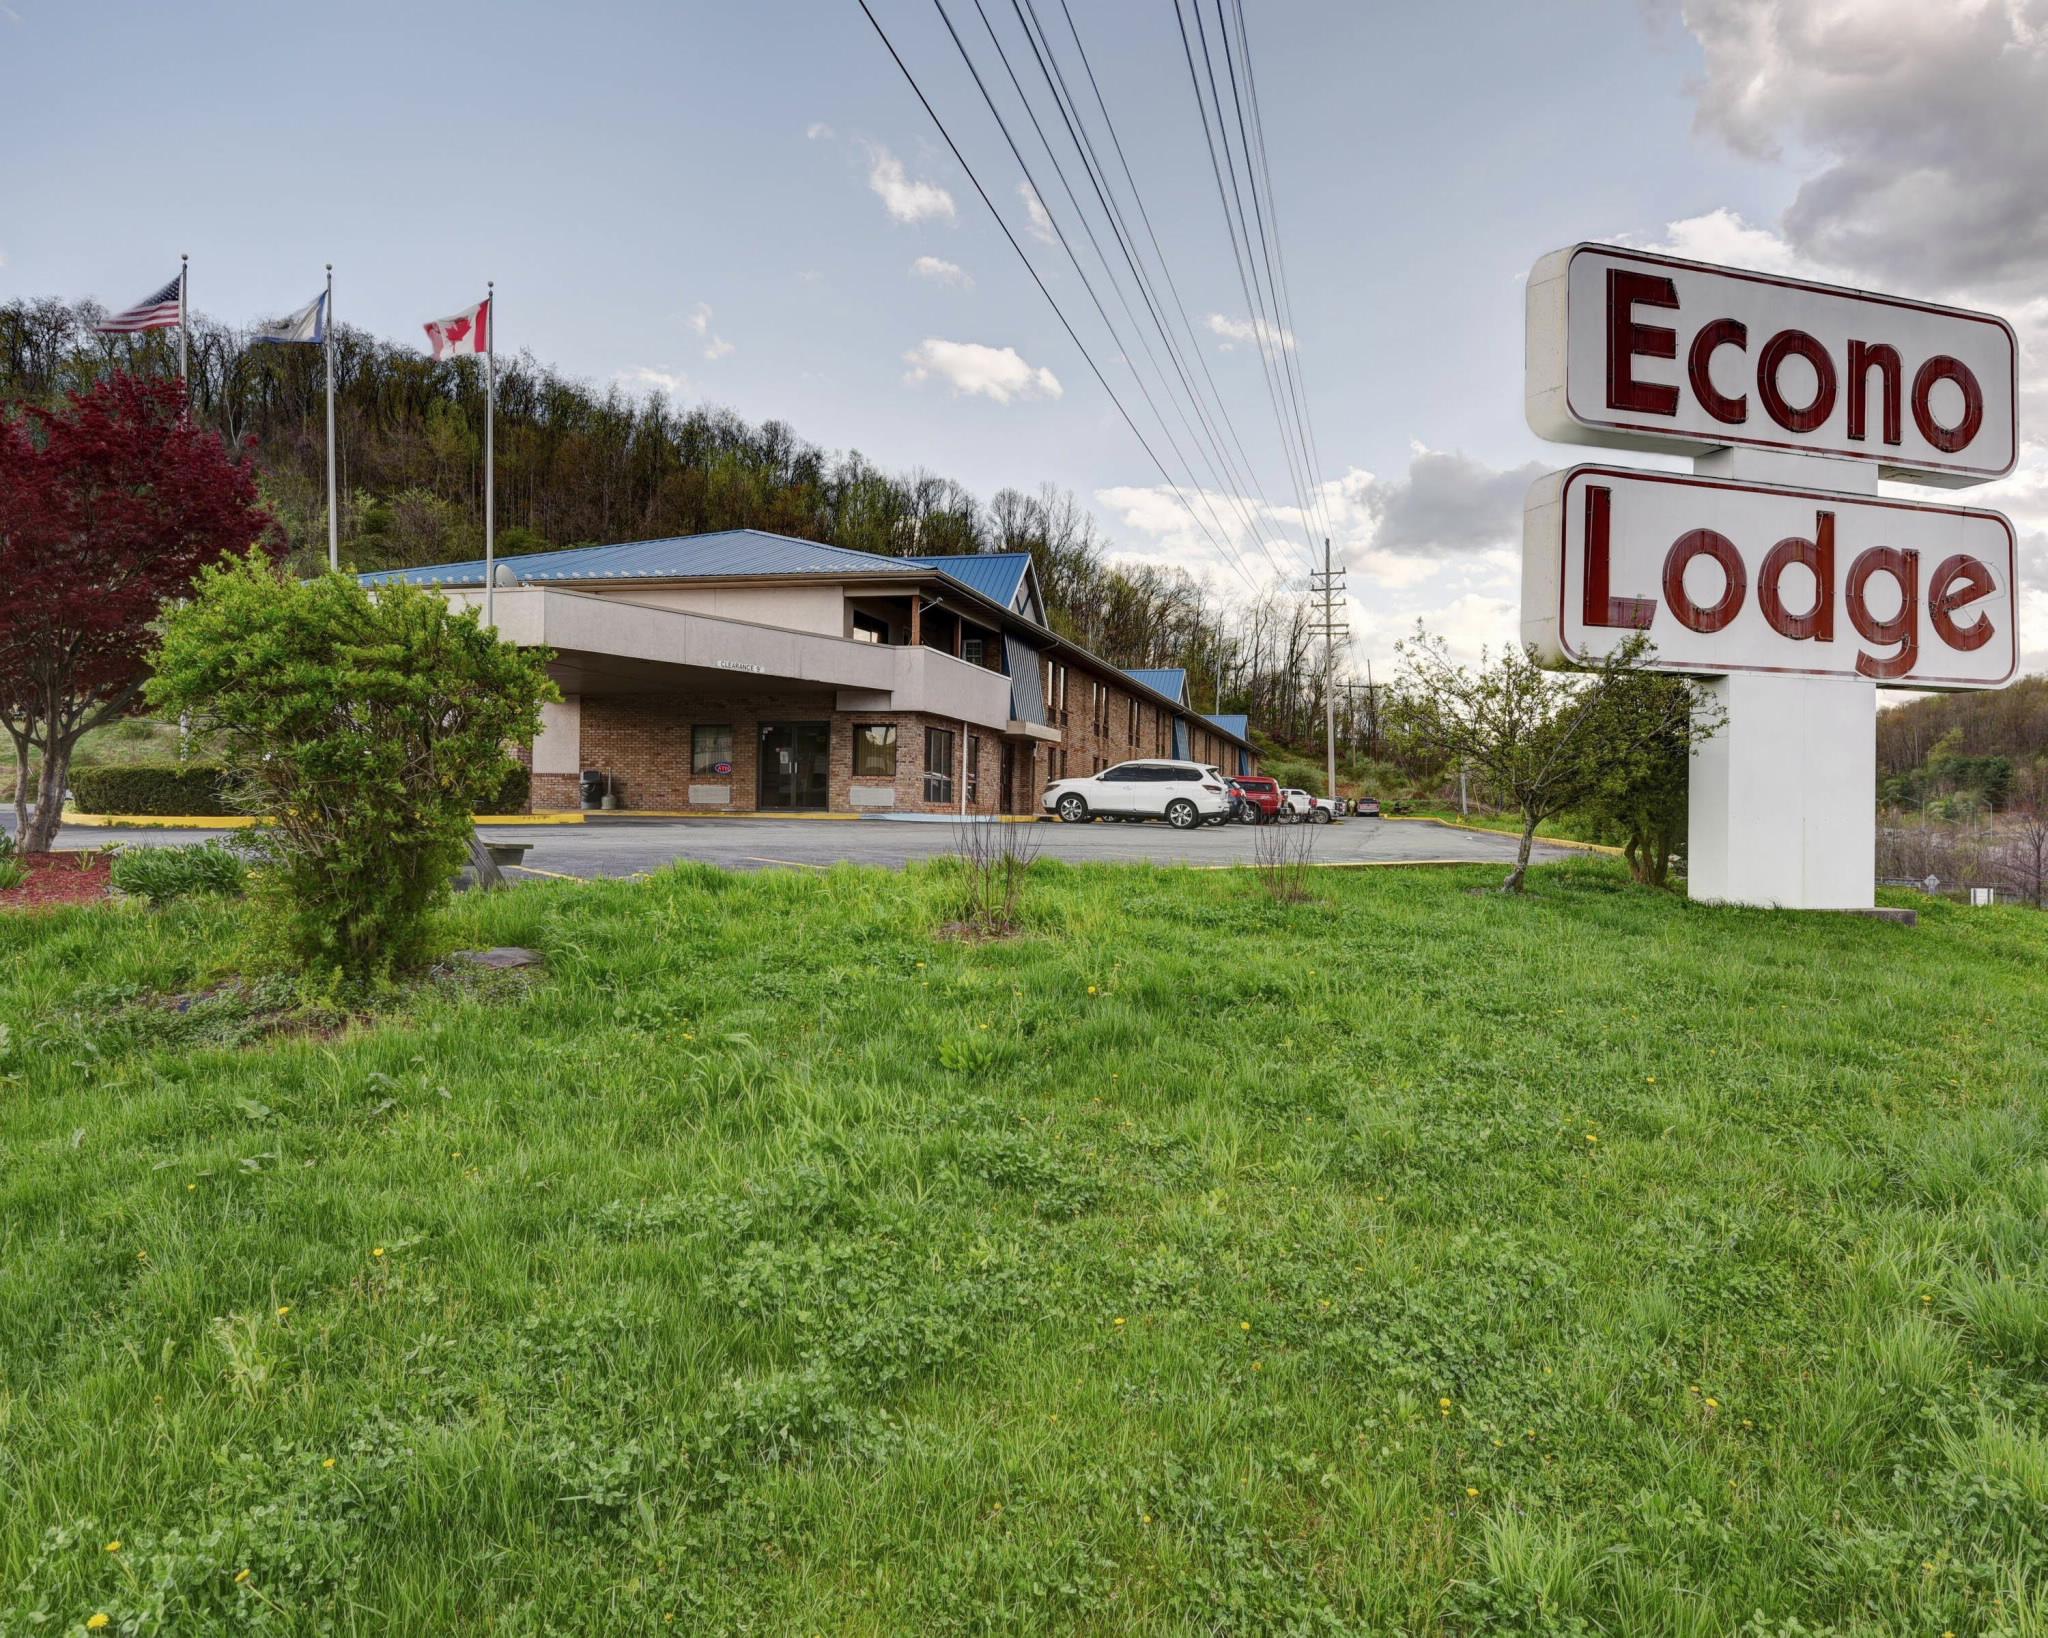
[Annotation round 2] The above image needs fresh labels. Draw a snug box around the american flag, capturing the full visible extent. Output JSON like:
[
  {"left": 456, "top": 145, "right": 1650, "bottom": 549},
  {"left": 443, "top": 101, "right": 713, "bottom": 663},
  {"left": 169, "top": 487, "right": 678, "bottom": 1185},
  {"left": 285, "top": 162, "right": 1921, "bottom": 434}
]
[{"left": 94, "top": 272, "right": 184, "bottom": 334}]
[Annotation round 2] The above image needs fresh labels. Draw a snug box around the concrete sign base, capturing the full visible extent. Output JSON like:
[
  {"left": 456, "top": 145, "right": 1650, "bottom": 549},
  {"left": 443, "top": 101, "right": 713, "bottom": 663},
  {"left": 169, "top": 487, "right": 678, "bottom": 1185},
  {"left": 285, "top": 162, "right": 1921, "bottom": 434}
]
[{"left": 1687, "top": 670, "right": 1877, "bottom": 910}]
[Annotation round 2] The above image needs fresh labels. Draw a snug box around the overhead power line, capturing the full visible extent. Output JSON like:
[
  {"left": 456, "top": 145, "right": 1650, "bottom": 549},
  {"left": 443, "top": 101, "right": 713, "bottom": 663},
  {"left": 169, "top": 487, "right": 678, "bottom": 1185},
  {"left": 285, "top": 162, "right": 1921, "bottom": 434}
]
[
  {"left": 1224, "top": 0, "right": 1336, "bottom": 551},
  {"left": 952, "top": 0, "right": 1270, "bottom": 582},
  {"left": 852, "top": 0, "right": 1264, "bottom": 597},
  {"left": 1173, "top": 0, "right": 1328, "bottom": 564},
  {"left": 1028, "top": 0, "right": 1307, "bottom": 581}
]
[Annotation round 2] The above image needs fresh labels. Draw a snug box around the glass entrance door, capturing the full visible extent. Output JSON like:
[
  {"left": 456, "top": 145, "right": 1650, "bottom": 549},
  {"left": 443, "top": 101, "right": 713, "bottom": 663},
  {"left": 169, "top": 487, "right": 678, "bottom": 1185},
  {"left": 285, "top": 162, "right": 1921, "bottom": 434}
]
[{"left": 758, "top": 722, "right": 832, "bottom": 809}]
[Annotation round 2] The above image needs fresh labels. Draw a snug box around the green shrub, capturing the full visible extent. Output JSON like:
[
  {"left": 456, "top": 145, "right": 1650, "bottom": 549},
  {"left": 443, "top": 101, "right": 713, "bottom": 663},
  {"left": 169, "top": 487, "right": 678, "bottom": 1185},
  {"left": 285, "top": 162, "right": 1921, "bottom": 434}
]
[
  {"left": 483, "top": 761, "right": 531, "bottom": 815},
  {"left": 147, "top": 553, "right": 557, "bottom": 981},
  {"left": 110, "top": 841, "right": 248, "bottom": 905},
  {"left": 67, "top": 763, "right": 233, "bottom": 817},
  {"left": 0, "top": 858, "right": 24, "bottom": 891}
]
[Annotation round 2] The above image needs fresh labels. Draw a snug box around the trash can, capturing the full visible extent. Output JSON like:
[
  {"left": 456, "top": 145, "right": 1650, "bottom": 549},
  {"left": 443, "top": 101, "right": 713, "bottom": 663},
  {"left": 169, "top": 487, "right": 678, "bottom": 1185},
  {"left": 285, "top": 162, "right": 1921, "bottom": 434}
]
[{"left": 580, "top": 770, "right": 606, "bottom": 809}]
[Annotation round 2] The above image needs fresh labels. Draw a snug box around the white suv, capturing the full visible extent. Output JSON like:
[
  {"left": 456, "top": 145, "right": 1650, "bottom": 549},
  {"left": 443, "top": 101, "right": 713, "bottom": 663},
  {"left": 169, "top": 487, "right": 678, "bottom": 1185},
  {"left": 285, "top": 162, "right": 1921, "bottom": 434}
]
[{"left": 1044, "top": 760, "right": 1234, "bottom": 829}]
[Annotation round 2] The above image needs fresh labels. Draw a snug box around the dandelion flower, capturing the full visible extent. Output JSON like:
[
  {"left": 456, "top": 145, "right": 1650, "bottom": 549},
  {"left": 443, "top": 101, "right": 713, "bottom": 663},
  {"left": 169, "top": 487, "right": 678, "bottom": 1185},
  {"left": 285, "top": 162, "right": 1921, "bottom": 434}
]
[
  {"left": 88, "top": 1617, "right": 111, "bottom": 1632},
  {"left": 235, "top": 1569, "right": 252, "bottom": 1584},
  {"left": 1466, "top": 1486, "right": 1479, "bottom": 1498},
  {"left": 1240, "top": 1321, "right": 1251, "bottom": 1332},
  {"left": 1439, "top": 1397, "right": 1452, "bottom": 1410},
  {"left": 371, "top": 1248, "right": 385, "bottom": 1259},
  {"left": 276, "top": 1305, "right": 290, "bottom": 1318},
  {"left": 1705, "top": 1396, "right": 1720, "bottom": 1409},
  {"left": 104, "top": 1541, "right": 121, "bottom": 1553},
  {"left": 1585, "top": 1133, "right": 1598, "bottom": 1144},
  {"left": 1087, "top": 985, "right": 1099, "bottom": 995},
  {"left": 1113, "top": 1316, "right": 1126, "bottom": 1327}
]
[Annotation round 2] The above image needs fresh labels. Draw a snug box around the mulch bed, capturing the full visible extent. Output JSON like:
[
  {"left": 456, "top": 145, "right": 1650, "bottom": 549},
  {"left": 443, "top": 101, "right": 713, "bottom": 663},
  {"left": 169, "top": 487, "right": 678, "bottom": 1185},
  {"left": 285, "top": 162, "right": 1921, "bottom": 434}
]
[{"left": 0, "top": 852, "right": 113, "bottom": 911}]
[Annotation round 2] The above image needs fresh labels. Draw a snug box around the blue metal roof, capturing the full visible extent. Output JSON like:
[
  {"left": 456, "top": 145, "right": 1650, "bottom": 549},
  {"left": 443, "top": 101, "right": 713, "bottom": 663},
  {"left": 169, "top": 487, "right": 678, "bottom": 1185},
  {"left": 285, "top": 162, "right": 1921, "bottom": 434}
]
[
  {"left": 1204, "top": 713, "right": 1250, "bottom": 740},
  {"left": 1124, "top": 667, "right": 1188, "bottom": 704},
  {"left": 904, "top": 551, "right": 1032, "bottom": 610},
  {"left": 359, "top": 529, "right": 912, "bottom": 588}
]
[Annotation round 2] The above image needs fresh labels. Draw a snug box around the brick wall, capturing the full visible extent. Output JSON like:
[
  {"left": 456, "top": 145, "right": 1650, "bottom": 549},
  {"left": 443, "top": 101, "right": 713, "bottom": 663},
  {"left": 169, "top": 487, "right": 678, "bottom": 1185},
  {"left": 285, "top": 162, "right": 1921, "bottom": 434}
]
[
  {"left": 1042, "top": 663, "right": 1256, "bottom": 781},
  {"left": 571, "top": 690, "right": 1023, "bottom": 815}
]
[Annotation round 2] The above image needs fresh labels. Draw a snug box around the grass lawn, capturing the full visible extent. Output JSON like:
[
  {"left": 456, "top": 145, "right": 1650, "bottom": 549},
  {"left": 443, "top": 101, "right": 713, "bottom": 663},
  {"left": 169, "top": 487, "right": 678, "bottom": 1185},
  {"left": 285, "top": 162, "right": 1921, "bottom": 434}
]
[
  {"left": 4, "top": 859, "right": 2048, "bottom": 1634},
  {"left": 1, "top": 718, "right": 203, "bottom": 784}
]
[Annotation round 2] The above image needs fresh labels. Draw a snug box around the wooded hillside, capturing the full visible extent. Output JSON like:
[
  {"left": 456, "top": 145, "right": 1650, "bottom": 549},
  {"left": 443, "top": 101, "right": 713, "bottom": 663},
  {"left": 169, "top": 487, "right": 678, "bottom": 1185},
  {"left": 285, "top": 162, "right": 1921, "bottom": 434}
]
[{"left": 1, "top": 296, "right": 1352, "bottom": 746}]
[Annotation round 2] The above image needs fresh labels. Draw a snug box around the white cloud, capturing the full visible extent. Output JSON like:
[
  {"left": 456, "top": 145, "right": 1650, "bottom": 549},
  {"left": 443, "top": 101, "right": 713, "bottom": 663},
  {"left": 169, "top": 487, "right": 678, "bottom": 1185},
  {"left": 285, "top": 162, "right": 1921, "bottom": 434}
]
[
  {"left": 903, "top": 338, "right": 1062, "bottom": 404},
  {"left": 805, "top": 121, "right": 835, "bottom": 141},
  {"left": 1204, "top": 312, "right": 1296, "bottom": 352},
  {"left": 1019, "top": 181, "right": 1057, "bottom": 245},
  {"left": 1676, "top": 0, "right": 2048, "bottom": 296},
  {"left": 687, "top": 301, "right": 734, "bottom": 361},
  {"left": 1637, "top": 207, "right": 2048, "bottom": 449},
  {"left": 1360, "top": 445, "right": 1548, "bottom": 557},
  {"left": 866, "top": 144, "right": 955, "bottom": 224},
  {"left": 911, "top": 255, "right": 972, "bottom": 287},
  {"left": 613, "top": 365, "right": 689, "bottom": 399}
]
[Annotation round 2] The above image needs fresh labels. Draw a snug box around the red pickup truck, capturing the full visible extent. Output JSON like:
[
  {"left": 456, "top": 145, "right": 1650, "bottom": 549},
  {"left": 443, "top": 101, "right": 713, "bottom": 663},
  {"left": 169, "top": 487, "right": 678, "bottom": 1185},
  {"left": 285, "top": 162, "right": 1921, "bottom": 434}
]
[{"left": 1228, "top": 776, "right": 1284, "bottom": 824}]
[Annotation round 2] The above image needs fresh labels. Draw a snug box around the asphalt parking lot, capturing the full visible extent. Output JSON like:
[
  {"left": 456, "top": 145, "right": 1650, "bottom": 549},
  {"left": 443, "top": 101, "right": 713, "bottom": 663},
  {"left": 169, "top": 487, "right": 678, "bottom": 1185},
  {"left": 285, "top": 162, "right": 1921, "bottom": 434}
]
[{"left": 29, "top": 813, "right": 1578, "bottom": 879}]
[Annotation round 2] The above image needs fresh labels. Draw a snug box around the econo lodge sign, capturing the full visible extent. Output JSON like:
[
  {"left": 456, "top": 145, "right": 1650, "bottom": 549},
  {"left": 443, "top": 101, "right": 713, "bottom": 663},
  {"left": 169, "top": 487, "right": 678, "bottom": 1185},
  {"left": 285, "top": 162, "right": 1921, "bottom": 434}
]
[
  {"left": 1524, "top": 467, "right": 2018, "bottom": 688},
  {"left": 1523, "top": 243, "right": 2020, "bottom": 693},
  {"left": 1526, "top": 244, "right": 2018, "bottom": 486}
]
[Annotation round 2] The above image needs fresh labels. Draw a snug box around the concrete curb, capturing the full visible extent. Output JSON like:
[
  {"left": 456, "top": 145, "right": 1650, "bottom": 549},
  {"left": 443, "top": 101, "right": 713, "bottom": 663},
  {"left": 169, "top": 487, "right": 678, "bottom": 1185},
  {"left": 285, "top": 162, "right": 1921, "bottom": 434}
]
[{"left": 1381, "top": 814, "right": 1624, "bottom": 857}]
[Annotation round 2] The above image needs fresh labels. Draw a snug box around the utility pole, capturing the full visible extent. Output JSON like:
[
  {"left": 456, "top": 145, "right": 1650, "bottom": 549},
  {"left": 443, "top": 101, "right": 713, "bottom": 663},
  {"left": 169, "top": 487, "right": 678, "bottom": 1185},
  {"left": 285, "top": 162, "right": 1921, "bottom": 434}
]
[{"left": 1309, "top": 538, "right": 1348, "bottom": 802}]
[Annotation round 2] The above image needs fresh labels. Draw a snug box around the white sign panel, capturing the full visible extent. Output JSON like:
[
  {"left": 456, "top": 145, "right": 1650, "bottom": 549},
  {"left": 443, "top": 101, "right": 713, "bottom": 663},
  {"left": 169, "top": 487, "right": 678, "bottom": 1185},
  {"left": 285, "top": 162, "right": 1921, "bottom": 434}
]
[
  {"left": 1524, "top": 466, "right": 2018, "bottom": 690},
  {"left": 1526, "top": 244, "right": 2017, "bottom": 487}
]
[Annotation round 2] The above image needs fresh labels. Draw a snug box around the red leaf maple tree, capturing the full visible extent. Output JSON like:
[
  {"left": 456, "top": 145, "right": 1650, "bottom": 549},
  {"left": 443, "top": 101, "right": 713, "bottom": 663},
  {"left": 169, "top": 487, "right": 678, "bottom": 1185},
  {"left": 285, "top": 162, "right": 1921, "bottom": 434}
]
[{"left": 1, "top": 373, "right": 274, "bottom": 851}]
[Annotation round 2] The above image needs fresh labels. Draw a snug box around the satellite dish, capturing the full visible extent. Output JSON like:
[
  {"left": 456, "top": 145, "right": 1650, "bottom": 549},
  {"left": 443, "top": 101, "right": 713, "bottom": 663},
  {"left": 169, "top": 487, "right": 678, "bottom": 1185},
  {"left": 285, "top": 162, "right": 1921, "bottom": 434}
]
[{"left": 493, "top": 562, "right": 520, "bottom": 587}]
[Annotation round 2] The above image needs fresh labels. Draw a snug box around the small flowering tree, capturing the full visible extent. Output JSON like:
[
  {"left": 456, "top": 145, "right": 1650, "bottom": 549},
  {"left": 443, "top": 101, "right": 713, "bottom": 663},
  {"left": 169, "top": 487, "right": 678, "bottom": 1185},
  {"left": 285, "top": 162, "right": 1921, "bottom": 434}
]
[
  {"left": 1391, "top": 628, "right": 1721, "bottom": 893},
  {"left": 0, "top": 373, "right": 272, "bottom": 851},
  {"left": 147, "top": 552, "right": 556, "bottom": 981}
]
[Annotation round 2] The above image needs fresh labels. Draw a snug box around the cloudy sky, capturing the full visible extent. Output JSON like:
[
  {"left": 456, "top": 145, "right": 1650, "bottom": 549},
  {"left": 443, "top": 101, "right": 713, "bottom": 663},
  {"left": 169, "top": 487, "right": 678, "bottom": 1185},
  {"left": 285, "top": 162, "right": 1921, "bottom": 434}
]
[{"left": 4, "top": 0, "right": 2044, "bottom": 673}]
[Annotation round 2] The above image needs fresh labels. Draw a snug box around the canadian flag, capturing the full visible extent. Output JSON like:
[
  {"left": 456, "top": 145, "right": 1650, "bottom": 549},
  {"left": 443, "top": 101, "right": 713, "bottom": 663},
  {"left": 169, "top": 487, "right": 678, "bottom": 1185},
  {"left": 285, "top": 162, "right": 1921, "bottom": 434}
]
[{"left": 423, "top": 297, "right": 490, "bottom": 360}]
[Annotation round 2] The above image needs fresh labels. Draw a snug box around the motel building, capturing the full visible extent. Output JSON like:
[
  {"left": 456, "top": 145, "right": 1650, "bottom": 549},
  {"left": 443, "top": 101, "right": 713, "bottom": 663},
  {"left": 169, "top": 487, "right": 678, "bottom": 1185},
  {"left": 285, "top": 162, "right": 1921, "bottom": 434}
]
[{"left": 362, "top": 530, "right": 1261, "bottom": 817}]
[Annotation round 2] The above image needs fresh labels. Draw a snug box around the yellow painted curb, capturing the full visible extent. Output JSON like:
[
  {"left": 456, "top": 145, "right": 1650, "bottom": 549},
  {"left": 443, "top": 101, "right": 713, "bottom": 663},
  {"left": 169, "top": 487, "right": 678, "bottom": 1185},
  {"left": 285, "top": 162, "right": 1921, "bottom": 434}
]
[
  {"left": 1193, "top": 858, "right": 1486, "bottom": 872},
  {"left": 66, "top": 810, "right": 587, "bottom": 829},
  {"left": 1380, "top": 814, "right": 1623, "bottom": 856},
  {"left": 588, "top": 809, "right": 1040, "bottom": 823},
  {"left": 476, "top": 811, "right": 586, "bottom": 826},
  {"left": 63, "top": 811, "right": 258, "bottom": 830}
]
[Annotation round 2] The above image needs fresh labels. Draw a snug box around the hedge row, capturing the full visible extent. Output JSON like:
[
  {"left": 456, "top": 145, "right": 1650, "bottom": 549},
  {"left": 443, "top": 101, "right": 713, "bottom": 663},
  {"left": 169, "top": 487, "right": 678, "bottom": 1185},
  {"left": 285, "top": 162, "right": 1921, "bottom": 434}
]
[
  {"left": 486, "top": 763, "right": 531, "bottom": 814},
  {"left": 67, "top": 761, "right": 533, "bottom": 817},
  {"left": 68, "top": 764, "right": 235, "bottom": 817}
]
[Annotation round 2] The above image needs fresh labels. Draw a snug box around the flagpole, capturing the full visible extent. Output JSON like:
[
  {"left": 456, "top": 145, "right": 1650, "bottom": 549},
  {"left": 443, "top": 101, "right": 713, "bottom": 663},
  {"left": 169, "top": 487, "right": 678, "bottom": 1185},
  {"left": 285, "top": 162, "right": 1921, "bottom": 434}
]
[
  {"left": 178, "top": 253, "right": 189, "bottom": 415},
  {"left": 484, "top": 279, "right": 496, "bottom": 630},
  {"left": 324, "top": 264, "right": 338, "bottom": 573}
]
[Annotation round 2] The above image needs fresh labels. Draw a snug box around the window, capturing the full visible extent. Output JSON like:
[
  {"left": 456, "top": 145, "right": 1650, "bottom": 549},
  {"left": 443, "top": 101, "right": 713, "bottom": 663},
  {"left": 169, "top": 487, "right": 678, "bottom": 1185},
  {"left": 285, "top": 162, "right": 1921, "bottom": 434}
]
[
  {"left": 852, "top": 610, "right": 889, "bottom": 645},
  {"left": 852, "top": 723, "right": 897, "bottom": 777},
  {"left": 967, "top": 734, "right": 981, "bottom": 803},
  {"left": 924, "top": 726, "right": 956, "bottom": 804},
  {"left": 963, "top": 636, "right": 985, "bottom": 666},
  {"left": 691, "top": 724, "right": 733, "bottom": 776}
]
